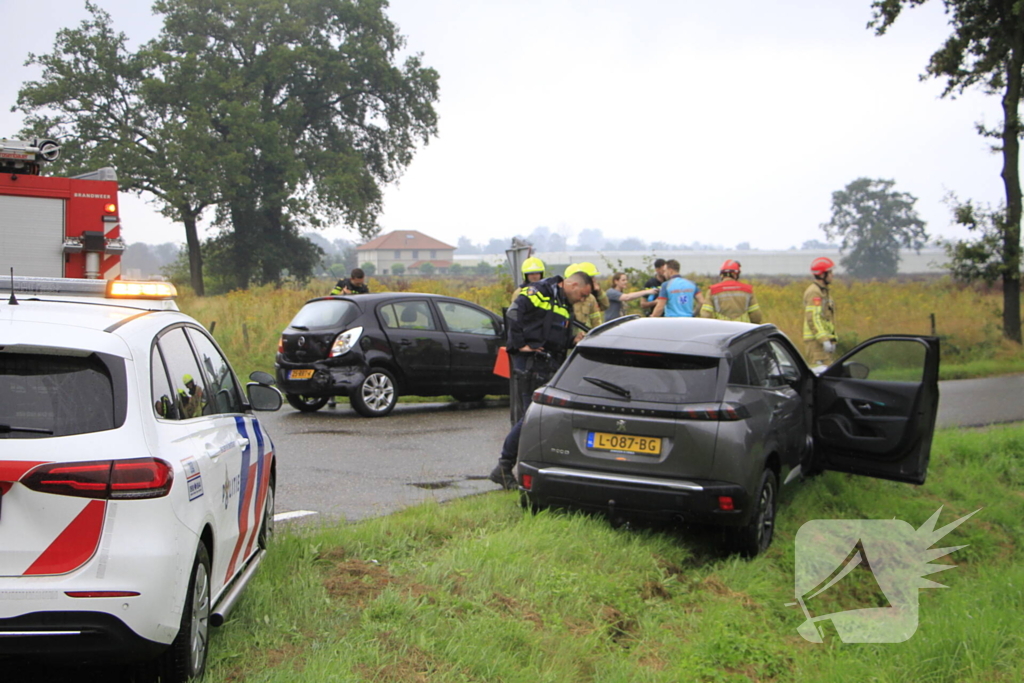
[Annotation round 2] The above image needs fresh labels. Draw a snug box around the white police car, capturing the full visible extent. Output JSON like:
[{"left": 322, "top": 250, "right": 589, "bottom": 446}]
[{"left": 0, "top": 277, "right": 281, "bottom": 681}]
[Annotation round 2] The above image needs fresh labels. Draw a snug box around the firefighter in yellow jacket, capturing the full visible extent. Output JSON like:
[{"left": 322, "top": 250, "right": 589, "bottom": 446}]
[
  {"left": 511, "top": 257, "right": 545, "bottom": 303},
  {"left": 803, "top": 257, "right": 837, "bottom": 366},
  {"left": 699, "top": 260, "right": 763, "bottom": 323},
  {"left": 565, "top": 262, "right": 608, "bottom": 335}
]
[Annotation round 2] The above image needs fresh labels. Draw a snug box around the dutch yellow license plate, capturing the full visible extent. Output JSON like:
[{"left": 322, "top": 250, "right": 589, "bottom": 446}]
[
  {"left": 289, "top": 369, "right": 315, "bottom": 380},
  {"left": 587, "top": 431, "right": 662, "bottom": 456}
]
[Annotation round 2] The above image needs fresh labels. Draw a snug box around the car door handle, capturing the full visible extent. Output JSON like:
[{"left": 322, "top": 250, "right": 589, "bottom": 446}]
[
  {"left": 455, "top": 342, "right": 470, "bottom": 350},
  {"left": 206, "top": 438, "right": 248, "bottom": 459},
  {"left": 399, "top": 339, "right": 412, "bottom": 346}
]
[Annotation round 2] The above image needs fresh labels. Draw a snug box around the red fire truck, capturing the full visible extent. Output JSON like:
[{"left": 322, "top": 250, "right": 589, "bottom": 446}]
[{"left": 0, "top": 137, "right": 125, "bottom": 279}]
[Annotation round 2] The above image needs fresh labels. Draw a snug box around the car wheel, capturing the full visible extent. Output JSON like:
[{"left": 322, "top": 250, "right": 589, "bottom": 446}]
[
  {"left": 734, "top": 469, "right": 778, "bottom": 558},
  {"left": 452, "top": 392, "right": 486, "bottom": 403},
  {"left": 285, "top": 393, "right": 329, "bottom": 413},
  {"left": 258, "top": 477, "right": 275, "bottom": 550},
  {"left": 154, "top": 542, "right": 211, "bottom": 683},
  {"left": 349, "top": 368, "right": 398, "bottom": 417}
]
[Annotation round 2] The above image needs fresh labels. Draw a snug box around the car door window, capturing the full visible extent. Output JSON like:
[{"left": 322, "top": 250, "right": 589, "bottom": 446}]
[
  {"left": 187, "top": 328, "right": 244, "bottom": 415},
  {"left": 379, "top": 304, "right": 398, "bottom": 328},
  {"left": 151, "top": 344, "right": 180, "bottom": 420},
  {"left": 837, "top": 340, "right": 927, "bottom": 382},
  {"left": 437, "top": 301, "right": 499, "bottom": 335},
  {"left": 393, "top": 301, "right": 436, "bottom": 331},
  {"left": 747, "top": 343, "right": 782, "bottom": 388},
  {"left": 157, "top": 327, "right": 210, "bottom": 419},
  {"left": 768, "top": 340, "right": 802, "bottom": 384}
]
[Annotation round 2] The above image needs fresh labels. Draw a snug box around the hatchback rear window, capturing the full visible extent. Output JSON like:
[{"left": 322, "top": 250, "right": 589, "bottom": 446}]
[
  {"left": 554, "top": 348, "right": 720, "bottom": 404},
  {"left": 290, "top": 300, "right": 359, "bottom": 329},
  {"left": 0, "top": 351, "right": 125, "bottom": 438}
]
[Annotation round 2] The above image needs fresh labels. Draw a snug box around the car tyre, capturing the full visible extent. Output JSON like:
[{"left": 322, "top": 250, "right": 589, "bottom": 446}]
[
  {"left": 285, "top": 393, "right": 329, "bottom": 413},
  {"left": 350, "top": 368, "right": 398, "bottom": 417},
  {"left": 734, "top": 469, "right": 778, "bottom": 558},
  {"left": 154, "top": 542, "right": 211, "bottom": 682},
  {"left": 258, "top": 477, "right": 275, "bottom": 549}
]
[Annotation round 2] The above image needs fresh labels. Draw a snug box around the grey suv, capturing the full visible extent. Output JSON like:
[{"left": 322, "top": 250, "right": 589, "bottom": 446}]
[{"left": 516, "top": 316, "right": 939, "bottom": 556}]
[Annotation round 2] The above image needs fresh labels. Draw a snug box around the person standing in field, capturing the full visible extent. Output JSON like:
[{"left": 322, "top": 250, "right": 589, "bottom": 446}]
[
  {"left": 511, "top": 257, "right": 545, "bottom": 303},
  {"left": 605, "top": 272, "right": 658, "bottom": 322},
  {"left": 803, "top": 257, "right": 837, "bottom": 366},
  {"left": 651, "top": 259, "right": 703, "bottom": 318},
  {"left": 330, "top": 268, "right": 369, "bottom": 295},
  {"left": 639, "top": 258, "right": 667, "bottom": 316},
  {"left": 566, "top": 262, "right": 608, "bottom": 336},
  {"left": 699, "top": 260, "right": 763, "bottom": 323}
]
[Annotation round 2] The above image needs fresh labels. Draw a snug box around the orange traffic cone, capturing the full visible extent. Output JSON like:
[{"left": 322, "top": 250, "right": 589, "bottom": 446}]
[{"left": 493, "top": 346, "right": 510, "bottom": 378}]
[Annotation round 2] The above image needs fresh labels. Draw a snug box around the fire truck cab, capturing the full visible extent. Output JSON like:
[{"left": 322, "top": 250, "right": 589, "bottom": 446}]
[{"left": 0, "top": 138, "right": 125, "bottom": 280}]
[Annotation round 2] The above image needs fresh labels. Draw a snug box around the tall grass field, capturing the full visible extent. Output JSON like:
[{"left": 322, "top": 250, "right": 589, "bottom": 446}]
[
  {"left": 175, "top": 275, "right": 1024, "bottom": 383},
  {"left": 202, "top": 424, "right": 1024, "bottom": 682}
]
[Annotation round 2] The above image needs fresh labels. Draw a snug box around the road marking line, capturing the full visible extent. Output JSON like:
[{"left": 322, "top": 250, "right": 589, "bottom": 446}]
[{"left": 274, "top": 510, "right": 318, "bottom": 522}]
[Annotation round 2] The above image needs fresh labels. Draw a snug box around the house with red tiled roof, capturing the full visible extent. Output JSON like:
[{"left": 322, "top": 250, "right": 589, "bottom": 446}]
[{"left": 356, "top": 230, "right": 456, "bottom": 275}]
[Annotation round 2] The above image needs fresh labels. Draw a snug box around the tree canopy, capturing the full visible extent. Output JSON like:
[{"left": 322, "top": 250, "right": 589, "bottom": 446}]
[
  {"left": 820, "top": 178, "right": 927, "bottom": 279},
  {"left": 871, "top": 0, "right": 1023, "bottom": 341},
  {"left": 17, "top": 0, "right": 439, "bottom": 292}
]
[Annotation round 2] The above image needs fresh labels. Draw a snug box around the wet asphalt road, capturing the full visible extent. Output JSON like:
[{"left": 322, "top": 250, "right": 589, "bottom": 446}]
[
  {"left": 263, "top": 398, "right": 512, "bottom": 524},
  {"left": 263, "top": 374, "right": 1024, "bottom": 526}
]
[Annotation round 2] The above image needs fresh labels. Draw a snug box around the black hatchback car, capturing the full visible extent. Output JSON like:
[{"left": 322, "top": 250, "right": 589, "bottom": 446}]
[
  {"left": 276, "top": 292, "right": 508, "bottom": 416},
  {"left": 516, "top": 316, "right": 940, "bottom": 556}
]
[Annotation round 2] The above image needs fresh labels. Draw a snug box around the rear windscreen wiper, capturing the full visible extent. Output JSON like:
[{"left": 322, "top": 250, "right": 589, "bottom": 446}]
[
  {"left": 0, "top": 424, "right": 53, "bottom": 434},
  {"left": 583, "top": 376, "right": 631, "bottom": 399}
]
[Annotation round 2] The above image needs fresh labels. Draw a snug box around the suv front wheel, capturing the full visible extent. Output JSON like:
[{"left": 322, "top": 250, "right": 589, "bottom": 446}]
[{"left": 350, "top": 368, "right": 398, "bottom": 417}]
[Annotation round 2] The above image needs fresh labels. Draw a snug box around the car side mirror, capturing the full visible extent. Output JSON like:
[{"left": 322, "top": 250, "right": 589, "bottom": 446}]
[
  {"left": 843, "top": 361, "right": 870, "bottom": 380},
  {"left": 247, "top": 382, "right": 283, "bottom": 411},
  {"left": 249, "top": 370, "right": 276, "bottom": 385}
]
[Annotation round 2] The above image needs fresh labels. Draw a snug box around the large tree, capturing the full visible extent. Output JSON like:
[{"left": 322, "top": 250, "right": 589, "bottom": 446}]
[
  {"left": 820, "top": 177, "right": 928, "bottom": 279},
  {"left": 150, "top": 0, "right": 439, "bottom": 289},
  {"left": 871, "top": 0, "right": 1023, "bottom": 341}
]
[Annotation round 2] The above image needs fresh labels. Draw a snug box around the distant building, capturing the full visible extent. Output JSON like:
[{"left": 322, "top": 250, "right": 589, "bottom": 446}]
[{"left": 356, "top": 230, "right": 456, "bottom": 275}]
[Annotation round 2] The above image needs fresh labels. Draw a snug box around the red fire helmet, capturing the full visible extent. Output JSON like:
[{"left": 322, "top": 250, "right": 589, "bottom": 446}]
[
  {"left": 720, "top": 259, "right": 741, "bottom": 275},
  {"left": 810, "top": 257, "right": 835, "bottom": 275}
]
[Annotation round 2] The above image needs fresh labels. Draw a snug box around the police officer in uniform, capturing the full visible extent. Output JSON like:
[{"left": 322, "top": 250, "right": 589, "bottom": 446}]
[
  {"left": 804, "top": 257, "right": 837, "bottom": 366},
  {"left": 330, "top": 268, "right": 370, "bottom": 295},
  {"left": 489, "top": 270, "right": 594, "bottom": 489},
  {"left": 699, "top": 260, "right": 763, "bottom": 323}
]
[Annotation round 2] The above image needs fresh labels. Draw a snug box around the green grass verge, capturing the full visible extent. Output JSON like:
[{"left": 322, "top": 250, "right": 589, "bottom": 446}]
[{"left": 206, "top": 425, "right": 1024, "bottom": 682}]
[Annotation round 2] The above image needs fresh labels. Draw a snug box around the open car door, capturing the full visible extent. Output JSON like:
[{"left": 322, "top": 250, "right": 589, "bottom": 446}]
[{"left": 811, "top": 335, "right": 940, "bottom": 484}]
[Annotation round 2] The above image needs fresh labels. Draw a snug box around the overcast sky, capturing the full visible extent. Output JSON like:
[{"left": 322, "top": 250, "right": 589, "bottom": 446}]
[{"left": 0, "top": 0, "right": 1009, "bottom": 250}]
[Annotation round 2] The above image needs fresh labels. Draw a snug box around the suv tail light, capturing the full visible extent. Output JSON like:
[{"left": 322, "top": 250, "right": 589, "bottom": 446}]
[
  {"left": 532, "top": 389, "right": 748, "bottom": 421},
  {"left": 21, "top": 458, "right": 174, "bottom": 500}
]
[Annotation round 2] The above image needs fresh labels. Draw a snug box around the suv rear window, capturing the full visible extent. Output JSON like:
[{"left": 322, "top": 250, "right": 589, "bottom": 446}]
[
  {"left": 0, "top": 351, "right": 126, "bottom": 438},
  {"left": 554, "top": 348, "right": 720, "bottom": 404},
  {"left": 290, "top": 300, "right": 359, "bottom": 329}
]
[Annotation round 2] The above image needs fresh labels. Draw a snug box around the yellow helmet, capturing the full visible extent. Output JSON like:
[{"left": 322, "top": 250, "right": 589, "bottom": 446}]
[
  {"left": 521, "top": 256, "right": 545, "bottom": 275},
  {"left": 563, "top": 263, "right": 580, "bottom": 278},
  {"left": 576, "top": 262, "right": 599, "bottom": 277}
]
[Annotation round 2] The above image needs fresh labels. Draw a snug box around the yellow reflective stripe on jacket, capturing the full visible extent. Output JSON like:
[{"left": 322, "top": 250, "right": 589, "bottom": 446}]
[{"left": 526, "top": 289, "right": 570, "bottom": 320}]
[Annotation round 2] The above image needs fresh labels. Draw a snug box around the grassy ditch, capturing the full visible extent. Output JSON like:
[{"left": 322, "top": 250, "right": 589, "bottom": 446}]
[{"left": 205, "top": 424, "right": 1024, "bottom": 682}]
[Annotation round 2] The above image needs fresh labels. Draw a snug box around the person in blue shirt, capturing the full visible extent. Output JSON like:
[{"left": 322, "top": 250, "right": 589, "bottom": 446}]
[{"left": 652, "top": 259, "right": 703, "bottom": 318}]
